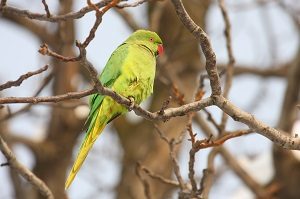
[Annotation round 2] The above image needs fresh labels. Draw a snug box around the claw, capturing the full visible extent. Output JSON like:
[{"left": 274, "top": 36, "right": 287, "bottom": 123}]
[{"left": 128, "top": 96, "right": 135, "bottom": 111}]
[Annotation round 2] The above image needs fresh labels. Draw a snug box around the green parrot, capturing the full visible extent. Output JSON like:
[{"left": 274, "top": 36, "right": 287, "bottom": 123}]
[{"left": 65, "top": 30, "right": 163, "bottom": 189}]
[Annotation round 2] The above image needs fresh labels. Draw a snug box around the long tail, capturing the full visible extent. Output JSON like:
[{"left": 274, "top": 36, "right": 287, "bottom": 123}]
[{"left": 65, "top": 108, "right": 106, "bottom": 189}]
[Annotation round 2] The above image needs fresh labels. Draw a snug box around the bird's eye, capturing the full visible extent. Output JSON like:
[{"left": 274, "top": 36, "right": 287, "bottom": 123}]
[{"left": 150, "top": 37, "right": 153, "bottom": 42}]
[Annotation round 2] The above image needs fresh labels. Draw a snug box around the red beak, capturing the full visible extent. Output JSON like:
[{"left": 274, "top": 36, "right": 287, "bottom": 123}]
[{"left": 157, "top": 44, "right": 164, "bottom": 55}]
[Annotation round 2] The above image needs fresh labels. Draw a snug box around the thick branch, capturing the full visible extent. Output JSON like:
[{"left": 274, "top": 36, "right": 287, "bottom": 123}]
[{"left": 171, "top": 0, "right": 221, "bottom": 95}]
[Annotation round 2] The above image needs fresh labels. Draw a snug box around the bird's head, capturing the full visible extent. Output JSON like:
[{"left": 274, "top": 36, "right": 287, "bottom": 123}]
[{"left": 125, "top": 30, "right": 164, "bottom": 56}]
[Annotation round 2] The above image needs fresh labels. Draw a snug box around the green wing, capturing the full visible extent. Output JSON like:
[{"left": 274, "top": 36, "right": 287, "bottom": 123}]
[{"left": 85, "top": 44, "right": 129, "bottom": 131}]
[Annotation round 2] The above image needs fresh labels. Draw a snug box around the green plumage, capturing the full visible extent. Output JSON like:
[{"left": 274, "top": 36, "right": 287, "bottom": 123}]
[{"left": 65, "top": 30, "right": 163, "bottom": 189}]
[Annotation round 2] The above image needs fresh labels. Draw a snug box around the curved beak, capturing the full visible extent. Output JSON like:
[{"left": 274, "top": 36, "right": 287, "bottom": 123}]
[{"left": 157, "top": 44, "right": 164, "bottom": 56}]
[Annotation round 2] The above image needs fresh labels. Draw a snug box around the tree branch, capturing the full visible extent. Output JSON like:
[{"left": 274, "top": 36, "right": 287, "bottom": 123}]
[
  {"left": 0, "top": 65, "right": 49, "bottom": 91},
  {"left": 0, "top": 0, "right": 148, "bottom": 22},
  {"left": 214, "top": 95, "right": 300, "bottom": 149},
  {"left": 171, "top": 0, "right": 221, "bottom": 95},
  {"left": 0, "top": 0, "right": 112, "bottom": 22},
  {"left": 0, "top": 88, "right": 96, "bottom": 104},
  {"left": 0, "top": 135, "right": 54, "bottom": 199}
]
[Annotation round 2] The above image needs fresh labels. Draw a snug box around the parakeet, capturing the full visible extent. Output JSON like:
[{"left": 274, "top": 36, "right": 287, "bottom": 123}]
[{"left": 65, "top": 30, "right": 163, "bottom": 189}]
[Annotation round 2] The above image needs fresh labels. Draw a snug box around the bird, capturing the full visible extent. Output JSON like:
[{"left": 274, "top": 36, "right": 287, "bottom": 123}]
[{"left": 65, "top": 30, "right": 163, "bottom": 189}]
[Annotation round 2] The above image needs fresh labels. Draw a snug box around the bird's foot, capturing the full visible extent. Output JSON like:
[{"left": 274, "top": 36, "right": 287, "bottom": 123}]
[{"left": 127, "top": 96, "right": 135, "bottom": 111}]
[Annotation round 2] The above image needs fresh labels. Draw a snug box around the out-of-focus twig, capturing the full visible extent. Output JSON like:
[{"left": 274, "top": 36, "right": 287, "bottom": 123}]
[
  {"left": 113, "top": 8, "right": 141, "bottom": 31},
  {"left": 140, "top": 164, "right": 179, "bottom": 187},
  {"left": 194, "top": 114, "right": 272, "bottom": 198},
  {"left": 188, "top": 129, "right": 252, "bottom": 196},
  {"left": 199, "top": 148, "right": 219, "bottom": 198},
  {"left": 136, "top": 162, "right": 152, "bottom": 199},
  {"left": 153, "top": 125, "right": 186, "bottom": 190},
  {"left": 217, "top": 63, "right": 290, "bottom": 78}
]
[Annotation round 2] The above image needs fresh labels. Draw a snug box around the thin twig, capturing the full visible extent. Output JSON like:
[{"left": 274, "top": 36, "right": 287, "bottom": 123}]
[
  {"left": 188, "top": 129, "right": 252, "bottom": 194},
  {"left": 203, "top": 108, "right": 221, "bottom": 132},
  {"left": 194, "top": 114, "right": 272, "bottom": 198},
  {"left": 0, "top": 88, "right": 96, "bottom": 104},
  {"left": 169, "top": 139, "right": 186, "bottom": 190},
  {"left": 113, "top": 8, "right": 141, "bottom": 31},
  {"left": 218, "top": 0, "right": 235, "bottom": 134},
  {"left": 0, "top": 65, "right": 49, "bottom": 91},
  {"left": 140, "top": 164, "right": 179, "bottom": 187},
  {"left": 199, "top": 148, "right": 218, "bottom": 198},
  {"left": 153, "top": 125, "right": 186, "bottom": 190},
  {"left": 0, "top": 73, "right": 53, "bottom": 122},
  {"left": 41, "top": 0, "right": 51, "bottom": 17},
  {"left": 116, "top": 0, "right": 148, "bottom": 8},
  {"left": 0, "top": 135, "right": 54, "bottom": 199}
]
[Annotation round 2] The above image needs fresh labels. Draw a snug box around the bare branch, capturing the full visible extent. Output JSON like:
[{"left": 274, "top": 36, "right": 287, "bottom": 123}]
[
  {"left": 0, "top": 72, "right": 53, "bottom": 122},
  {"left": 0, "top": 0, "right": 112, "bottom": 22},
  {"left": 188, "top": 129, "right": 252, "bottom": 195},
  {"left": 214, "top": 95, "right": 300, "bottom": 150},
  {"left": 0, "top": 88, "right": 96, "bottom": 104},
  {"left": 116, "top": 0, "right": 148, "bottom": 8},
  {"left": 140, "top": 164, "right": 179, "bottom": 187},
  {"left": 0, "top": 65, "right": 49, "bottom": 91},
  {"left": 153, "top": 125, "right": 186, "bottom": 190},
  {"left": 194, "top": 114, "right": 272, "bottom": 198},
  {"left": 171, "top": 0, "right": 221, "bottom": 95},
  {"left": 41, "top": 0, "right": 51, "bottom": 18},
  {"left": 0, "top": 135, "right": 54, "bottom": 199}
]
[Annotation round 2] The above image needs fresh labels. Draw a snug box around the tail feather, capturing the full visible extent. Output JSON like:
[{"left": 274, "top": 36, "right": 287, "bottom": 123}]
[{"left": 65, "top": 108, "right": 106, "bottom": 189}]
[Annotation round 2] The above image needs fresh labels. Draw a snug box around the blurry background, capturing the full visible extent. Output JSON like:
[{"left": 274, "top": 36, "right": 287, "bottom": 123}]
[{"left": 0, "top": 0, "right": 300, "bottom": 198}]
